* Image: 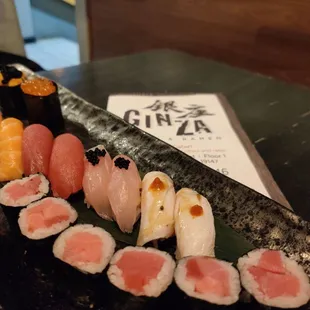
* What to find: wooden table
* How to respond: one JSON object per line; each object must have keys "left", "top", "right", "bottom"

{"left": 40, "top": 50, "right": 310, "bottom": 221}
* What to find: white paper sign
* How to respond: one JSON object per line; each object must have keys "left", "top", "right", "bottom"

{"left": 107, "top": 94, "right": 270, "bottom": 197}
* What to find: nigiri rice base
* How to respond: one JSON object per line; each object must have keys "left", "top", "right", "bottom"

{"left": 174, "top": 256, "right": 241, "bottom": 305}
{"left": 237, "top": 249, "right": 310, "bottom": 308}
{"left": 108, "top": 246, "right": 176, "bottom": 297}
{"left": 53, "top": 224, "right": 116, "bottom": 274}
{"left": 0, "top": 174, "right": 49, "bottom": 207}
{"left": 18, "top": 197, "right": 78, "bottom": 240}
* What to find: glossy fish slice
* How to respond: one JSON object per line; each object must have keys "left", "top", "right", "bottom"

{"left": 22, "top": 124, "right": 54, "bottom": 176}
{"left": 174, "top": 188, "right": 216, "bottom": 259}
{"left": 107, "top": 155, "right": 141, "bottom": 233}
{"left": 137, "top": 171, "right": 175, "bottom": 246}
{"left": 0, "top": 117, "right": 24, "bottom": 182}
{"left": 48, "top": 133, "right": 84, "bottom": 199}
{"left": 83, "top": 145, "right": 114, "bottom": 220}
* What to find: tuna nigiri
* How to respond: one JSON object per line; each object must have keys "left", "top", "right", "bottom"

{"left": 0, "top": 117, "right": 24, "bottom": 181}
{"left": 83, "top": 145, "right": 114, "bottom": 220}
{"left": 174, "top": 188, "right": 216, "bottom": 259}
{"left": 137, "top": 171, "right": 175, "bottom": 246}
{"left": 22, "top": 124, "right": 54, "bottom": 176}
{"left": 108, "top": 155, "right": 141, "bottom": 233}
{"left": 48, "top": 133, "right": 84, "bottom": 199}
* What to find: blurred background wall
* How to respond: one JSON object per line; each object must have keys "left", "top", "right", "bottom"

{"left": 81, "top": 0, "right": 310, "bottom": 86}
{"left": 0, "top": 0, "right": 25, "bottom": 55}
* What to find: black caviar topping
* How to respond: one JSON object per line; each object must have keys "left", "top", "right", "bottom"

{"left": 85, "top": 147, "right": 106, "bottom": 166}
{"left": 114, "top": 157, "right": 130, "bottom": 170}
{"left": 0, "top": 65, "right": 22, "bottom": 85}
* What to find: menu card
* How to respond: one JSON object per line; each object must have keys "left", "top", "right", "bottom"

{"left": 107, "top": 94, "right": 286, "bottom": 203}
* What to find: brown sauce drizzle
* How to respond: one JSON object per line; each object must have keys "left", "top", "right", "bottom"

{"left": 149, "top": 177, "right": 166, "bottom": 191}
{"left": 190, "top": 205, "right": 203, "bottom": 217}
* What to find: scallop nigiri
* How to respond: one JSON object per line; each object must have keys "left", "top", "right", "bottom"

{"left": 174, "top": 188, "right": 215, "bottom": 259}
{"left": 107, "top": 155, "right": 141, "bottom": 233}
{"left": 83, "top": 145, "right": 114, "bottom": 220}
{"left": 0, "top": 117, "right": 24, "bottom": 181}
{"left": 137, "top": 171, "right": 175, "bottom": 246}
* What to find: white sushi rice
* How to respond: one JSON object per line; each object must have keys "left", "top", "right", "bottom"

{"left": 174, "top": 256, "right": 241, "bottom": 305}
{"left": 0, "top": 174, "right": 49, "bottom": 207}
{"left": 237, "top": 248, "right": 310, "bottom": 308}
{"left": 107, "top": 246, "right": 176, "bottom": 297}
{"left": 18, "top": 197, "right": 78, "bottom": 240}
{"left": 53, "top": 224, "right": 116, "bottom": 274}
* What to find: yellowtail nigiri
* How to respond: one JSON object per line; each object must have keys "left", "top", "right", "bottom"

{"left": 83, "top": 145, "right": 114, "bottom": 220}
{"left": 108, "top": 155, "right": 141, "bottom": 233}
{"left": 137, "top": 171, "right": 175, "bottom": 246}
{"left": 174, "top": 188, "right": 215, "bottom": 259}
{"left": 0, "top": 117, "right": 24, "bottom": 181}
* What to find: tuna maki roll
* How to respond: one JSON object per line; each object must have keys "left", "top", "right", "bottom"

{"left": 53, "top": 224, "right": 116, "bottom": 274}
{"left": 237, "top": 249, "right": 310, "bottom": 308}
{"left": 0, "top": 174, "right": 49, "bottom": 207}
{"left": 21, "top": 77, "right": 65, "bottom": 136}
{"left": 0, "top": 65, "right": 27, "bottom": 119}
{"left": 107, "top": 246, "right": 176, "bottom": 297}
{"left": 174, "top": 256, "right": 241, "bottom": 305}
{"left": 18, "top": 197, "right": 78, "bottom": 240}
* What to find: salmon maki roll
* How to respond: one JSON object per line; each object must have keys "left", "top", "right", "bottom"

{"left": 175, "top": 256, "right": 241, "bottom": 305}
{"left": 237, "top": 249, "right": 310, "bottom": 308}
{"left": 22, "top": 124, "right": 54, "bottom": 176}
{"left": 137, "top": 171, "right": 175, "bottom": 246}
{"left": 83, "top": 145, "right": 114, "bottom": 220}
{"left": 48, "top": 134, "right": 85, "bottom": 199}
{"left": 18, "top": 197, "right": 77, "bottom": 240}
{"left": 53, "top": 224, "right": 116, "bottom": 274}
{"left": 174, "top": 188, "right": 215, "bottom": 259}
{"left": 108, "top": 246, "right": 175, "bottom": 297}
{"left": 108, "top": 155, "right": 141, "bottom": 233}
{"left": 0, "top": 117, "right": 24, "bottom": 182}
{"left": 0, "top": 174, "right": 49, "bottom": 207}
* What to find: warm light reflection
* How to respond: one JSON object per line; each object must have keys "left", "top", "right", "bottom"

{"left": 62, "top": 0, "right": 76, "bottom": 6}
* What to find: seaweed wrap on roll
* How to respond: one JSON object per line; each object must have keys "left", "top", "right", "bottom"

{"left": 21, "top": 77, "right": 65, "bottom": 136}
{"left": 0, "top": 65, "right": 27, "bottom": 119}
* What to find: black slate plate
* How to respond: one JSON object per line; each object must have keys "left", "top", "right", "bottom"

{"left": 0, "top": 66, "right": 309, "bottom": 310}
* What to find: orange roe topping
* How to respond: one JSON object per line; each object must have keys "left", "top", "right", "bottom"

{"left": 21, "top": 78, "right": 56, "bottom": 96}
{"left": 190, "top": 205, "right": 204, "bottom": 217}
{"left": 149, "top": 177, "right": 166, "bottom": 191}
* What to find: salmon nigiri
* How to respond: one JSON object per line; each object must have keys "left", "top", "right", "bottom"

{"left": 108, "top": 155, "right": 141, "bottom": 233}
{"left": 0, "top": 117, "right": 24, "bottom": 181}
{"left": 22, "top": 124, "right": 54, "bottom": 176}
{"left": 48, "top": 134, "right": 84, "bottom": 199}
{"left": 83, "top": 145, "right": 114, "bottom": 220}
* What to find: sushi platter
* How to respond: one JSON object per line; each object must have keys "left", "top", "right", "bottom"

{"left": 0, "top": 64, "right": 309, "bottom": 310}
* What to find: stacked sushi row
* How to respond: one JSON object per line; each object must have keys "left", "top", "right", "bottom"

{"left": 0, "top": 115, "right": 308, "bottom": 308}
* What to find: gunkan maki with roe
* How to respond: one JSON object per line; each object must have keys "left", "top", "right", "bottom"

{"left": 0, "top": 65, "right": 27, "bottom": 119}
{"left": 21, "top": 77, "right": 65, "bottom": 136}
